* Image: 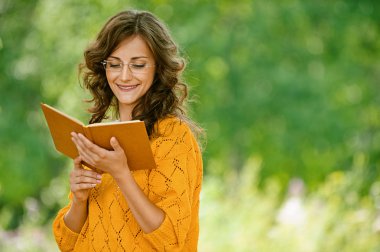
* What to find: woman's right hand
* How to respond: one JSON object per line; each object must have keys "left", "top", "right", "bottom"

{"left": 70, "top": 156, "right": 102, "bottom": 203}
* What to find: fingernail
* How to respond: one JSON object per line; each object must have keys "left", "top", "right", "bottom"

{"left": 97, "top": 175, "right": 102, "bottom": 179}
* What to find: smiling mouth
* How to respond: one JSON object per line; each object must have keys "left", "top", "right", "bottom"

{"left": 117, "top": 84, "right": 139, "bottom": 91}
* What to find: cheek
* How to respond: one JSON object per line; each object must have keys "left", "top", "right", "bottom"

{"left": 105, "top": 72, "right": 113, "bottom": 84}
{"left": 147, "top": 70, "right": 156, "bottom": 86}
{"left": 145, "top": 76, "right": 155, "bottom": 90}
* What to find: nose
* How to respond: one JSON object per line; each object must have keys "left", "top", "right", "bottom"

{"left": 119, "top": 64, "right": 133, "bottom": 81}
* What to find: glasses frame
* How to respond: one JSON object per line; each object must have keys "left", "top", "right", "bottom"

{"left": 100, "top": 59, "right": 155, "bottom": 75}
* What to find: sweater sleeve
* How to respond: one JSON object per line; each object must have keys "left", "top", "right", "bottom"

{"left": 142, "top": 119, "right": 201, "bottom": 250}
{"left": 52, "top": 196, "right": 80, "bottom": 252}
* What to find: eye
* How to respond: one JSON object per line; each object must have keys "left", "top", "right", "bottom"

{"left": 108, "top": 62, "right": 122, "bottom": 69}
{"left": 130, "top": 63, "right": 146, "bottom": 69}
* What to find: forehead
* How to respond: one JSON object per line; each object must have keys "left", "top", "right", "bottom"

{"left": 110, "top": 35, "right": 154, "bottom": 60}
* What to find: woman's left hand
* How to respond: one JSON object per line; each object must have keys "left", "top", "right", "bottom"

{"left": 71, "top": 132, "right": 130, "bottom": 179}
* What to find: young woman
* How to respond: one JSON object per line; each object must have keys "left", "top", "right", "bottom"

{"left": 53, "top": 10, "right": 203, "bottom": 251}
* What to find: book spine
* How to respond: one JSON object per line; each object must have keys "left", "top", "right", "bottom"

{"left": 83, "top": 127, "right": 93, "bottom": 142}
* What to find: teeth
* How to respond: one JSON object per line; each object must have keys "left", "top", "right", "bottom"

{"left": 118, "top": 85, "right": 137, "bottom": 90}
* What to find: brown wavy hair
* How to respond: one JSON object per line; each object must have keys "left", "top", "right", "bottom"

{"left": 79, "top": 10, "right": 203, "bottom": 140}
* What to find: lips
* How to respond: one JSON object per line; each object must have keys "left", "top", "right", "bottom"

{"left": 117, "top": 84, "right": 139, "bottom": 91}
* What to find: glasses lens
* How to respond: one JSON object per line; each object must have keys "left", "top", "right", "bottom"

{"left": 130, "top": 63, "right": 149, "bottom": 74}
{"left": 103, "top": 60, "right": 152, "bottom": 74}
{"left": 105, "top": 60, "right": 122, "bottom": 71}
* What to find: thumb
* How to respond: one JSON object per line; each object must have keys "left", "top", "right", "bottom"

{"left": 110, "top": 137, "right": 123, "bottom": 152}
{"left": 73, "top": 156, "right": 83, "bottom": 169}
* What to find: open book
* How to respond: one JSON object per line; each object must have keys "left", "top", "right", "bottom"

{"left": 40, "top": 103, "right": 156, "bottom": 172}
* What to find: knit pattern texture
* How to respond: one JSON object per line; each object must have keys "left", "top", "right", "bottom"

{"left": 53, "top": 117, "right": 203, "bottom": 251}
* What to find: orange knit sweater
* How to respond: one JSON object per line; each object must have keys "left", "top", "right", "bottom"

{"left": 53, "top": 117, "right": 203, "bottom": 251}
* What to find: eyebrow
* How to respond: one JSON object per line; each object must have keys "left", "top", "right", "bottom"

{"left": 108, "top": 56, "right": 149, "bottom": 60}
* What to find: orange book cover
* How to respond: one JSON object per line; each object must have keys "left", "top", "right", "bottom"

{"left": 40, "top": 103, "right": 156, "bottom": 171}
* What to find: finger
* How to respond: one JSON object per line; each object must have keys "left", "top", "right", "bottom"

{"left": 71, "top": 133, "right": 91, "bottom": 154}
{"left": 71, "top": 135, "right": 87, "bottom": 159}
{"left": 71, "top": 132, "right": 82, "bottom": 151}
{"left": 73, "top": 156, "right": 83, "bottom": 169}
{"left": 72, "top": 183, "right": 97, "bottom": 191}
{"left": 110, "top": 137, "right": 123, "bottom": 152}
{"left": 78, "top": 133, "right": 104, "bottom": 154}
{"left": 71, "top": 134, "right": 87, "bottom": 153}
{"left": 72, "top": 136, "right": 96, "bottom": 165}
{"left": 73, "top": 175, "right": 101, "bottom": 185}
{"left": 76, "top": 168, "right": 102, "bottom": 179}
{"left": 70, "top": 170, "right": 101, "bottom": 187}
{"left": 74, "top": 134, "right": 105, "bottom": 166}
{"left": 70, "top": 162, "right": 102, "bottom": 179}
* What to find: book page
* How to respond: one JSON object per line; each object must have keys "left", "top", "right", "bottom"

{"left": 87, "top": 120, "right": 141, "bottom": 127}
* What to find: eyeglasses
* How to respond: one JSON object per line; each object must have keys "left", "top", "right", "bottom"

{"left": 101, "top": 58, "right": 154, "bottom": 74}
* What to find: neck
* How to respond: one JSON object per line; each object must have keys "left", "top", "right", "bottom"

{"left": 118, "top": 103, "right": 133, "bottom": 121}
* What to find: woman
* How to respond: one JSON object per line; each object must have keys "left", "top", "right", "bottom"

{"left": 53, "top": 10, "right": 203, "bottom": 251}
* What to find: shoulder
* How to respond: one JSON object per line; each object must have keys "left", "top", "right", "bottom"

{"left": 150, "top": 117, "right": 203, "bottom": 181}
{"left": 154, "top": 116, "right": 192, "bottom": 138}
{"left": 150, "top": 116, "right": 199, "bottom": 152}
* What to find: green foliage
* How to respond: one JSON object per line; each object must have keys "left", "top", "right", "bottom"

{"left": 1, "top": 157, "right": 379, "bottom": 251}
{"left": 0, "top": 0, "right": 63, "bottom": 228}
{"left": 183, "top": 1, "right": 380, "bottom": 190}
{"left": 199, "top": 158, "right": 380, "bottom": 252}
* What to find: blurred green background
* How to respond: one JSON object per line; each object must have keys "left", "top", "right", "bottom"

{"left": 1, "top": 0, "right": 380, "bottom": 251}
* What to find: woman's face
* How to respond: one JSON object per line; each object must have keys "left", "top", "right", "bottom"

{"left": 105, "top": 35, "right": 156, "bottom": 117}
